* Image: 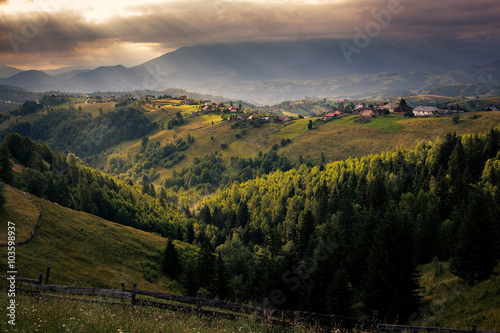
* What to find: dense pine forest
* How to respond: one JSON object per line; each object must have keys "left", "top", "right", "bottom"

{"left": 1, "top": 126, "right": 500, "bottom": 321}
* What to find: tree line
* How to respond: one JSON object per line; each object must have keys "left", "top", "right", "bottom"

{"left": 0, "top": 106, "right": 156, "bottom": 157}
{"left": 0, "top": 133, "right": 185, "bottom": 238}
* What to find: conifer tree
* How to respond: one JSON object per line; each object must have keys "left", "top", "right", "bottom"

{"left": 197, "top": 237, "right": 215, "bottom": 287}
{"left": 236, "top": 201, "right": 250, "bottom": 228}
{"left": 183, "top": 261, "right": 199, "bottom": 296}
{"left": 297, "top": 209, "right": 315, "bottom": 255}
{"left": 0, "top": 183, "right": 6, "bottom": 209}
{"left": 450, "top": 188, "right": 498, "bottom": 283}
{"left": 0, "top": 142, "right": 13, "bottom": 184}
{"left": 211, "top": 251, "right": 230, "bottom": 299}
{"left": 362, "top": 204, "right": 420, "bottom": 319}
{"left": 163, "top": 239, "right": 182, "bottom": 279}
{"left": 326, "top": 269, "right": 351, "bottom": 315}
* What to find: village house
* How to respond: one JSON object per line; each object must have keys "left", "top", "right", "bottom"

{"left": 355, "top": 104, "right": 365, "bottom": 111}
{"left": 229, "top": 106, "right": 238, "bottom": 113}
{"left": 383, "top": 100, "right": 400, "bottom": 113}
{"left": 278, "top": 116, "right": 291, "bottom": 122}
{"left": 322, "top": 111, "right": 343, "bottom": 121}
{"left": 360, "top": 110, "right": 375, "bottom": 119}
{"left": 413, "top": 106, "right": 439, "bottom": 117}
{"left": 248, "top": 114, "right": 259, "bottom": 120}
{"left": 485, "top": 106, "right": 499, "bottom": 111}
{"left": 237, "top": 113, "right": 248, "bottom": 120}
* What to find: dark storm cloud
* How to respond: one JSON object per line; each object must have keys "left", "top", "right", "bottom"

{"left": 0, "top": 0, "right": 498, "bottom": 61}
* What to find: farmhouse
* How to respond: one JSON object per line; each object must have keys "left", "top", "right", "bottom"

{"left": 383, "top": 100, "right": 399, "bottom": 113}
{"left": 237, "top": 113, "right": 248, "bottom": 120}
{"left": 322, "top": 111, "right": 343, "bottom": 121}
{"left": 229, "top": 106, "right": 237, "bottom": 113}
{"left": 413, "top": 106, "right": 439, "bottom": 117}
{"left": 485, "top": 106, "right": 499, "bottom": 111}
{"left": 278, "top": 116, "right": 291, "bottom": 122}
{"left": 360, "top": 110, "right": 375, "bottom": 119}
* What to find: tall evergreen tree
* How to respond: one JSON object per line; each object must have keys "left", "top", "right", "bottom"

{"left": 183, "top": 261, "right": 199, "bottom": 296}
{"left": 0, "top": 183, "right": 6, "bottom": 209}
{"left": 236, "top": 201, "right": 250, "bottom": 228}
{"left": 197, "top": 237, "right": 215, "bottom": 288}
{"left": 211, "top": 251, "right": 230, "bottom": 299}
{"left": 0, "top": 142, "right": 13, "bottom": 184}
{"left": 362, "top": 204, "right": 420, "bottom": 320}
{"left": 163, "top": 239, "right": 182, "bottom": 279}
{"left": 326, "top": 269, "right": 351, "bottom": 316}
{"left": 450, "top": 188, "right": 498, "bottom": 284}
{"left": 297, "top": 209, "right": 315, "bottom": 255}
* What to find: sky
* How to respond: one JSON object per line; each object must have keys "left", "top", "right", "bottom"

{"left": 0, "top": 0, "right": 499, "bottom": 70}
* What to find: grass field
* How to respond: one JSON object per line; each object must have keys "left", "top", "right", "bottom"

{"left": 415, "top": 261, "right": 500, "bottom": 330}
{"left": 279, "top": 112, "right": 500, "bottom": 163}
{"left": 0, "top": 293, "right": 318, "bottom": 333}
{"left": 0, "top": 184, "right": 40, "bottom": 244}
{"left": 0, "top": 193, "right": 174, "bottom": 292}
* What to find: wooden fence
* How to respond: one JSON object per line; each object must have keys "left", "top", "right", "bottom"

{"left": 0, "top": 274, "right": 496, "bottom": 332}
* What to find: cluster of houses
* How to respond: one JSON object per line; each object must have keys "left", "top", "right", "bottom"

{"left": 352, "top": 101, "right": 468, "bottom": 119}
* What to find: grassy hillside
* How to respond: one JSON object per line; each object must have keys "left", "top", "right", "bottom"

{"left": 279, "top": 111, "right": 500, "bottom": 163}
{"left": 0, "top": 189, "right": 175, "bottom": 292}
{"left": 0, "top": 184, "right": 40, "bottom": 243}
{"left": 91, "top": 108, "right": 500, "bottom": 184}
{"left": 415, "top": 261, "right": 500, "bottom": 330}
{"left": 5, "top": 94, "right": 500, "bottom": 186}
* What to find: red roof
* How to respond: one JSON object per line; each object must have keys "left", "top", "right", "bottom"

{"left": 325, "top": 112, "right": 336, "bottom": 117}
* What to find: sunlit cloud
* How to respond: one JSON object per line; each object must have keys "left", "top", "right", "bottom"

{"left": 0, "top": 0, "right": 499, "bottom": 69}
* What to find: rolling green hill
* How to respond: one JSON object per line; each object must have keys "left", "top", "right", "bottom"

{"left": 4, "top": 94, "right": 500, "bottom": 189}
{"left": 91, "top": 105, "right": 500, "bottom": 185}
{"left": 0, "top": 183, "right": 176, "bottom": 292}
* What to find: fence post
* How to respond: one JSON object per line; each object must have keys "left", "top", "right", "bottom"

{"left": 263, "top": 297, "right": 269, "bottom": 309}
{"left": 37, "top": 274, "right": 43, "bottom": 284}
{"left": 45, "top": 267, "right": 51, "bottom": 284}
{"left": 121, "top": 282, "right": 126, "bottom": 303}
{"left": 131, "top": 283, "right": 137, "bottom": 306}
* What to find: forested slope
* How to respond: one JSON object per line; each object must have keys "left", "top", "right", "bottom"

{"left": 1, "top": 128, "right": 499, "bottom": 323}
{"left": 188, "top": 128, "right": 500, "bottom": 320}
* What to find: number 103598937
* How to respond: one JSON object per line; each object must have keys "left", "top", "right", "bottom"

{"left": 7, "top": 221, "right": 16, "bottom": 270}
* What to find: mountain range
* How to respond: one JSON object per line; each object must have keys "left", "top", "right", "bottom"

{"left": 1, "top": 38, "right": 500, "bottom": 104}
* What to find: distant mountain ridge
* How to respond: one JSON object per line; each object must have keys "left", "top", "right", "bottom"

{"left": 0, "top": 65, "right": 23, "bottom": 79}
{"left": 1, "top": 38, "right": 499, "bottom": 104}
